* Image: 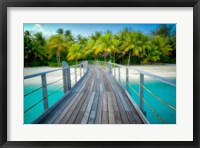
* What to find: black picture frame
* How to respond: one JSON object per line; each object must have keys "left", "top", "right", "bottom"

{"left": 0, "top": 0, "right": 199, "bottom": 147}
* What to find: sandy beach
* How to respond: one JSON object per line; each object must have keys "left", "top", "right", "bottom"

{"left": 24, "top": 64, "right": 176, "bottom": 85}
{"left": 24, "top": 67, "right": 84, "bottom": 85}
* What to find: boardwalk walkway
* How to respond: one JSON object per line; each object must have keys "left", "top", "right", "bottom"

{"left": 37, "top": 65, "right": 146, "bottom": 124}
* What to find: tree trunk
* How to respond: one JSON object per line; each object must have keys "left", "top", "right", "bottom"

{"left": 127, "top": 51, "right": 131, "bottom": 65}
{"left": 104, "top": 52, "right": 106, "bottom": 61}
{"left": 113, "top": 52, "right": 116, "bottom": 63}
{"left": 57, "top": 54, "right": 60, "bottom": 67}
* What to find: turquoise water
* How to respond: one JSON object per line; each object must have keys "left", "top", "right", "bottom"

{"left": 24, "top": 83, "right": 64, "bottom": 124}
{"left": 24, "top": 78, "right": 176, "bottom": 124}
{"left": 121, "top": 79, "right": 176, "bottom": 124}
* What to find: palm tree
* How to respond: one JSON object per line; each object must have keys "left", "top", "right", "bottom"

{"left": 34, "top": 32, "right": 46, "bottom": 46}
{"left": 121, "top": 32, "right": 145, "bottom": 65}
{"left": 56, "top": 28, "right": 64, "bottom": 35}
{"left": 140, "top": 40, "right": 160, "bottom": 64}
{"left": 46, "top": 34, "right": 68, "bottom": 67}
{"left": 140, "top": 35, "right": 173, "bottom": 64}
{"left": 67, "top": 35, "right": 88, "bottom": 63}
{"left": 84, "top": 31, "right": 102, "bottom": 60}
{"left": 67, "top": 44, "right": 82, "bottom": 64}
{"left": 91, "top": 31, "right": 101, "bottom": 41}
{"left": 94, "top": 31, "right": 113, "bottom": 61}
{"left": 24, "top": 30, "right": 33, "bottom": 66}
{"left": 118, "top": 28, "right": 130, "bottom": 64}
{"left": 84, "top": 39, "right": 97, "bottom": 60}
{"left": 64, "top": 30, "right": 74, "bottom": 42}
{"left": 151, "top": 35, "right": 173, "bottom": 57}
{"left": 110, "top": 35, "right": 120, "bottom": 63}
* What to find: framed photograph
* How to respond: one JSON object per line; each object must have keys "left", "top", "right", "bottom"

{"left": 0, "top": 0, "right": 199, "bottom": 147}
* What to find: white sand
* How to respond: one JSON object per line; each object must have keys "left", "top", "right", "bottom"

{"left": 24, "top": 64, "right": 176, "bottom": 85}
{"left": 130, "top": 64, "right": 176, "bottom": 78}
{"left": 24, "top": 67, "right": 84, "bottom": 85}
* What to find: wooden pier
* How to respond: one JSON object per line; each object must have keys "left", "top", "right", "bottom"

{"left": 25, "top": 61, "right": 176, "bottom": 124}
{"left": 35, "top": 65, "right": 147, "bottom": 124}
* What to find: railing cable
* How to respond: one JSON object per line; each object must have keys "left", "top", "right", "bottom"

{"left": 127, "top": 82, "right": 167, "bottom": 124}
{"left": 24, "top": 86, "right": 42, "bottom": 97}
{"left": 24, "top": 97, "right": 45, "bottom": 113}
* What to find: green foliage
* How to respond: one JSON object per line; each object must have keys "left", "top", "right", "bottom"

{"left": 24, "top": 24, "right": 176, "bottom": 67}
{"left": 24, "top": 31, "right": 48, "bottom": 67}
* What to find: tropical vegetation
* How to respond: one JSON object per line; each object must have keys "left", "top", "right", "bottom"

{"left": 24, "top": 24, "right": 176, "bottom": 67}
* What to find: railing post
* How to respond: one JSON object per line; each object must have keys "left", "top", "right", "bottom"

{"left": 118, "top": 66, "right": 121, "bottom": 83}
{"left": 75, "top": 66, "right": 77, "bottom": 83}
{"left": 139, "top": 73, "right": 144, "bottom": 113}
{"left": 41, "top": 74, "right": 48, "bottom": 111}
{"left": 85, "top": 61, "right": 87, "bottom": 74}
{"left": 62, "top": 61, "right": 71, "bottom": 93}
{"left": 85, "top": 61, "right": 88, "bottom": 72}
{"left": 80, "top": 63, "right": 82, "bottom": 78}
{"left": 109, "top": 60, "right": 112, "bottom": 74}
{"left": 82, "top": 62, "right": 84, "bottom": 74}
{"left": 67, "top": 67, "right": 71, "bottom": 90}
{"left": 126, "top": 68, "right": 129, "bottom": 91}
{"left": 84, "top": 62, "right": 86, "bottom": 74}
{"left": 86, "top": 61, "right": 88, "bottom": 72}
{"left": 114, "top": 66, "right": 116, "bottom": 78}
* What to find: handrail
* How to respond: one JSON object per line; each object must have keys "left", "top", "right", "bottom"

{"left": 24, "top": 61, "right": 89, "bottom": 117}
{"left": 111, "top": 62, "right": 176, "bottom": 87}
{"left": 95, "top": 60, "right": 176, "bottom": 124}
{"left": 24, "top": 64, "right": 83, "bottom": 79}
{"left": 24, "top": 68, "right": 66, "bottom": 79}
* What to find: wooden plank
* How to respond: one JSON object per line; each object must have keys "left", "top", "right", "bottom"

{"left": 111, "top": 77, "right": 137, "bottom": 123}
{"left": 40, "top": 68, "right": 92, "bottom": 124}
{"left": 101, "top": 69, "right": 129, "bottom": 124}
{"left": 102, "top": 92, "right": 108, "bottom": 124}
{"left": 117, "top": 90, "right": 130, "bottom": 111}
{"left": 124, "top": 89, "right": 149, "bottom": 124}
{"left": 38, "top": 64, "right": 145, "bottom": 125}
{"left": 95, "top": 70, "right": 104, "bottom": 124}
{"left": 88, "top": 73, "right": 100, "bottom": 124}
{"left": 107, "top": 92, "right": 115, "bottom": 124}
{"left": 110, "top": 92, "right": 122, "bottom": 124}
{"left": 52, "top": 70, "right": 93, "bottom": 124}
{"left": 99, "top": 67, "right": 129, "bottom": 124}
{"left": 126, "top": 111, "right": 137, "bottom": 124}
{"left": 95, "top": 92, "right": 103, "bottom": 124}
{"left": 73, "top": 90, "right": 90, "bottom": 124}
{"left": 76, "top": 70, "right": 97, "bottom": 123}
{"left": 66, "top": 92, "right": 87, "bottom": 124}
{"left": 53, "top": 89, "right": 84, "bottom": 124}
{"left": 81, "top": 92, "right": 96, "bottom": 124}
{"left": 114, "top": 79, "right": 143, "bottom": 124}
{"left": 74, "top": 73, "right": 96, "bottom": 124}
{"left": 124, "top": 95, "right": 143, "bottom": 124}
{"left": 60, "top": 92, "right": 85, "bottom": 124}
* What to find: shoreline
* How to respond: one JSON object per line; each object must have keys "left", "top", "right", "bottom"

{"left": 24, "top": 64, "right": 176, "bottom": 85}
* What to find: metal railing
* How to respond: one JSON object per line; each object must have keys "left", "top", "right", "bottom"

{"left": 95, "top": 60, "right": 176, "bottom": 124}
{"left": 24, "top": 61, "right": 88, "bottom": 114}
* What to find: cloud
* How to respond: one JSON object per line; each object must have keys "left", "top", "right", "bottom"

{"left": 34, "top": 24, "right": 45, "bottom": 32}
{"left": 31, "top": 24, "right": 55, "bottom": 38}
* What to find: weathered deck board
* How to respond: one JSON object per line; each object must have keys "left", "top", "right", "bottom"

{"left": 37, "top": 65, "right": 146, "bottom": 124}
{"left": 74, "top": 69, "right": 96, "bottom": 124}
{"left": 107, "top": 92, "right": 115, "bottom": 124}
{"left": 38, "top": 68, "right": 92, "bottom": 124}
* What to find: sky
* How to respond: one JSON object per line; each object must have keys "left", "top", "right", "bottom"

{"left": 24, "top": 24, "right": 176, "bottom": 38}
